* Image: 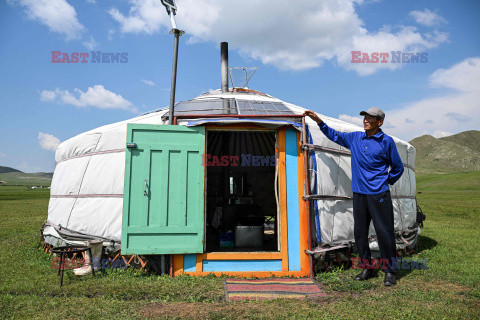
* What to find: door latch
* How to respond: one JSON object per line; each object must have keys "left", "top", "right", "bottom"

{"left": 127, "top": 143, "right": 137, "bottom": 148}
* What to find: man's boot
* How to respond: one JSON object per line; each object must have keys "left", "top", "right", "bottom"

{"left": 354, "top": 268, "right": 373, "bottom": 281}
{"left": 384, "top": 272, "right": 397, "bottom": 286}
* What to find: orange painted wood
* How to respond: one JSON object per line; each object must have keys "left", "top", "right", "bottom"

{"left": 198, "top": 252, "right": 282, "bottom": 260}
{"left": 196, "top": 253, "right": 203, "bottom": 273}
{"left": 173, "top": 254, "right": 184, "bottom": 276}
{"left": 184, "top": 270, "right": 309, "bottom": 278}
{"left": 301, "top": 117, "right": 314, "bottom": 277}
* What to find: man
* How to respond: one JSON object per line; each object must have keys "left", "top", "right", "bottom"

{"left": 304, "top": 107, "right": 404, "bottom": 286}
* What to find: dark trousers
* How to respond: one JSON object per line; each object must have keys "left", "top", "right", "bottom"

{"left": 353, "top": 190, "right": 398, "bottom": 273}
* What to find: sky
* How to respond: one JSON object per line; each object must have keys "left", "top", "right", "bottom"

{"left": 0, "top": 0, "right": 479, "bottom": 173}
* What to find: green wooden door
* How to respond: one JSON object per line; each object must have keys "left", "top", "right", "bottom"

{"left": 122, "top": 124, "right": 205, "bottom": 255}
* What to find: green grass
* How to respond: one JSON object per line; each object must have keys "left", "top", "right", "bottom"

{"left": 413, "top": 172, "right": 480, "bottom": 288}
{"left": 0, "top": 186, "right": 51, "bottom": 200}
{"left": 1, "top": 172, "right": 480, "bottom": 319}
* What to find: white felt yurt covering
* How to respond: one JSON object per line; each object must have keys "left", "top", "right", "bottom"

{"left": 44, "top": 90, "right": 418, "bottom": 253}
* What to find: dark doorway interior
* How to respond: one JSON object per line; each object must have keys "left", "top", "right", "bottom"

{"left": 205, "top": 130, "right": 278, "bottom": 252}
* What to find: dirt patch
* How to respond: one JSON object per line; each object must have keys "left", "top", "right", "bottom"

{"left": 425, "top": 280, "right": 471, "bottom": 293}
{"left": 390, "top": 277, "right": 472, "bottom": 294}
{"left": 307, "top": 291, "right": 358, "bottom": 305}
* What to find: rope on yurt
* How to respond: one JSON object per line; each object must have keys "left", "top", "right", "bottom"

{"left": 64, "top": 134, "right": 102, "bottom": 228}
{"left": 274, "top": 132, "right": 281, "bottom": 250}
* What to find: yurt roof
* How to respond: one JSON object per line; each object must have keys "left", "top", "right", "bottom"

{"left": 55, "top": 89, "right": 414, "bottom": 164}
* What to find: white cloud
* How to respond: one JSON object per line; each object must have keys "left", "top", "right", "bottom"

{"left": 108, "top": 29, "right": 115, "bottom": 40}
{"left": 0, "top": 151, "right": 5, "bottom": 159}
{"left": 38, "top": 132, "right": 61, "bottom": 151}
{"left": 40, "top": 90, "right": 57, "bottom": 102}
{"left": 338, "top": 57, "right": 480, "bottom": 141}
{"left": 108, "top": 0, "right": 174, "bottom": 34}
{"left": 429, "top": 58, "right": 479, "bottom": 93}
{"left": 140, "top": 79, "right": 155, "bottom": 86}
{"left": 109, "top": 0, "right": 448, "bottom": 75}
{"left": 432, "top": 130, "right": 453, "bottom": 138}
{"left": 40, "top": 85, "right": 137, "bottom": 113}
{"left": 409, "top": 9, "right": 446, "bottom": 27}
{"left": 86, "top": 0, "right": 96, "bottom": 4}
{"left": 82, "top": 36, "right": 98, "bottom": 50}
{"left": 339, "top": 114, "right": 363, "bottom": 127}
{"left": 8, "top": 0, "right": 85, "bottom": 40}
{"left": 338, "top": 27, "right": 448, "bottom": 75}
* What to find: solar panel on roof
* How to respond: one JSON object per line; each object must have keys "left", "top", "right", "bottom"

{"left": 161, "top": 98, "right": 237, "bottom": 120}
{"left": 236, "top": 100, "right": 294, "bottom": 115}
{"left": 161, "top": 98, "right": 295, "bottom": 120}
{"left": 175, "top": 99, "right": 237, "bottom": 115}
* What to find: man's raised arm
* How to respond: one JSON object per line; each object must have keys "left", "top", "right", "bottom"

{"left": 304, "top": 111, "right": 353, "bottom": 149}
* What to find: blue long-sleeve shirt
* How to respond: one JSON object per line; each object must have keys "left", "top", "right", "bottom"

{"left": 318, "top": 121, "right": 404, "bottom": 195}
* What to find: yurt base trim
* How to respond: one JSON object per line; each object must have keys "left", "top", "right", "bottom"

{"left": 41, "top": 242, "right": 151, "bottom": 272}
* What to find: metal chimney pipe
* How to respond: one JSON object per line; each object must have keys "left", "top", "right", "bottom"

{"left": 220, "top": 42, "right": 231, "bottom": 114}
{"left": 221, "top": 42, "right": 229, "bottom": 93}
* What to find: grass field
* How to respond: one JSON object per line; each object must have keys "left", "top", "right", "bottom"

{"left": 1, "top": 172, "right": 479, "bottom": 319}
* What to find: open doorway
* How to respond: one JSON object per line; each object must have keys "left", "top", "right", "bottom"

{"left": 205, "top": 130, "right": 279, "bottom": 252}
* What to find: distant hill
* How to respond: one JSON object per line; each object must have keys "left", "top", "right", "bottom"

{"left": 0, "top": 166, "right": 22, "bottom": 174}
{"left": 0, "top": 166, "right": 53, "bottom": 186}
{"left": 409, "top": 130, "right": 480, "bottom": 174}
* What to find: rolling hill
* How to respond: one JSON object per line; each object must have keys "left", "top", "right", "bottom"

{"left": 409, "top": 130, "right": 480, "bottom": 174}
{"left": 0, "top": 166, "right": 53, "bottom": 186}
{"left": 0, "top": 166, "right": 21, "bottom": 174}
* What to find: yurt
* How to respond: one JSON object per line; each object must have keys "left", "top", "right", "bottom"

{"left": 43, "top": 45, "right": 419, "bottom": 278}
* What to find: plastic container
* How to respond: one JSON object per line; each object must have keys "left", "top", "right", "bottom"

{"left": 235, "top": 226, "right": 264, "bottom": 247}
